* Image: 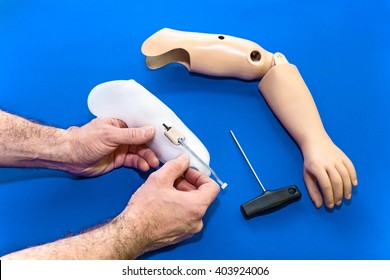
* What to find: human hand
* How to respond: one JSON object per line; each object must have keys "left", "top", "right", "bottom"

{"left": 65, "top": 118, "right": 159, "bottom": 177}
{"left": 302, "top": 136, "right": 358, "bottom": 209}
{"left": 113, "top": 153, "right": 220, "bottom": 258}
{"left": 0, "top": 154, "right": 219, "bottom": 260}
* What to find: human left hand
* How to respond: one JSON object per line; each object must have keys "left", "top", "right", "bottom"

{"left": 64, "top": 118, "right": 159, "bottom": 177}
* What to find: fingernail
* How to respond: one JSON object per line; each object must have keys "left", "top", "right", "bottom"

{"left": 336, "top": 200, "right": 342, "bottom": 206}
{"left": 326, "top": 203, "right": 334, "bottom": 209}
{"left": 142, "top": 126, "right": 154, "bottom": 138}
{"left": 177, "top": 153, "right": 189, "bottom": 161}
{"left": 353, "top": 179, "right": 358, "bottom": 186}
{"left": 346, "top": 193, "right": 352, "bottom": 200}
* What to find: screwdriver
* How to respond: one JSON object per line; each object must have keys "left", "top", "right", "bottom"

{"left": 230, "top": 130, "right": 301, "bottom": 219}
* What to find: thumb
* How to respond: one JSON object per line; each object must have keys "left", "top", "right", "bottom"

{"left": 112, "top": 125, "right": 155, "bottom": 145}
{"left": 155, "top": 153, "right": 190, "bottom": 186}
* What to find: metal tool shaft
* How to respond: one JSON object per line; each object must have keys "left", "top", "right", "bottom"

{"left": 230, "top": 130, "right": 267, "bottom": 192}
{"left": 178, "top": 139, "right": 227, "bottom": 189}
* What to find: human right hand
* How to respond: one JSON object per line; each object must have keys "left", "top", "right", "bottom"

{"left": 113, "top": 153, "right": 220, "bottom": 258}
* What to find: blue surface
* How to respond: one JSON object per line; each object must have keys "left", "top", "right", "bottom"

{"left": 1, "top": 0, "right": 389, "bottom": 259}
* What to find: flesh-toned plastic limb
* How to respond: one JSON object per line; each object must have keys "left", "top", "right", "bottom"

{"left": 142, "top": 28, "right": 274, "bottom": 80}
{"left": 258, "top": 64, "right": 358, "bottom": 208}
{"left": 87, "top": 79, "right": 211, "bottom": 176}
{"left": 258, "top": 64, "right": 326, "bottom": 145}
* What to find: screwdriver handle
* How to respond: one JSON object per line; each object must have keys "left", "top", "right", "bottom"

{"left": 241, "top": 185, "right": 301, "bottom": 219}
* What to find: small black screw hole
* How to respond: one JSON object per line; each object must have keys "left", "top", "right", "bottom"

{"left": 218, "top": 35, "right": 225, "bottom": 40}
{"left": 288, "top": 188, "right": 297, "bottom": 195}
{"left": 250, "top": 50, "right": 261, "bottom": 62}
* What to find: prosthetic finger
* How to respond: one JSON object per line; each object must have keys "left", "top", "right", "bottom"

{"left": 327, "top": 167, "right": 344, "bottom": 206}
{"left": 317, "top": 172, "right": 335, "bottom": 208}
{"left": 343, "top": 158, "right": 358, "bottom": 187}
{"left": 335, "top": 163, "right": 353, "bottom": 200}
{"left": 142, "top": 28, "right": 274, "bottom": 80}
{"left": 303, "top": 171, "right": 323, "bottom": 208}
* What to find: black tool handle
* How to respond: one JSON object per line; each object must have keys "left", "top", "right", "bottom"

{"left": 241, "top": 185, "right": 301, "bottom": 219}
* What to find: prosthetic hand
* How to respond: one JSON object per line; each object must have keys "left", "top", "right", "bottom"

{"left": 88, "top": 80, "right": 227, "bottom": 188}
{"left": 142, "top": 28, "right": 358, "bottom": 208}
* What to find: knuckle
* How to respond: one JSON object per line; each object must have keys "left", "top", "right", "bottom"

{"left": 193, "top": 221, "right": 204, "bottom": 234}
{"left": 304, "top": 160, "right": 320, "bottom": 173}
{"left": 97, "top": 125, "right": 112, "bottom": 141}
{"left": 190, "top": 204, "right": 207, "bottom": 220}
{"left": 127, "top": 128, "right": 139, "bottom": 143}
{"left": 165, "top": 160, "right": 181, "bottom": 173}
{"left": 320, "top": 184, "right": 332, "bottom": 193}
{"left": 307, "top": 160, "right": 322, "bottom": 172}
{"left": 334, "top": 177, "right": 343, "bottom": 188}
{"left": 148, "top": 171, "right": 165, "bottom": 186}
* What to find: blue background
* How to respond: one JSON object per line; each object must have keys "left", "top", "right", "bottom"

{"left": 0, "top": 0, "right": 389, "bottom": 259}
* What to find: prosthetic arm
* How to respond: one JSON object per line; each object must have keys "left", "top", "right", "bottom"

{"left": 142, "top": 28, "right": 358, "bottom": 208}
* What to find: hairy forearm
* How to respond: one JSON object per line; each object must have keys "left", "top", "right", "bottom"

{"left": 1, "top": 215, "right": 145, "bottom": 260}
{"left": 0, "top": 110, "right": 72, "bottom": 170}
